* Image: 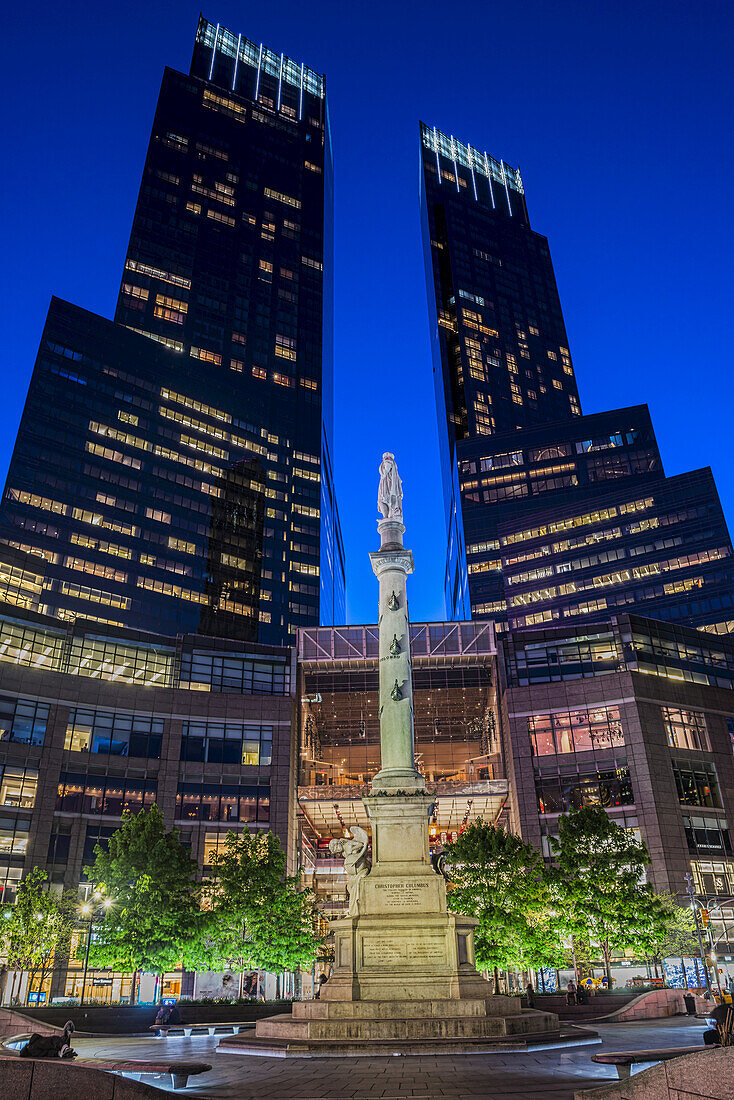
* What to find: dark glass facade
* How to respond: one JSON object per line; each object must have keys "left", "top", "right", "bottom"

{"left": 420, "top": 123, "right": 581, "bottom": 443}
{"left": 420, "top": 123, "right": 580, "bottom": 620}
{"left": 421, "top": 124, "right": 734, "bottom": 633}
{"left": 458, "top": 405, "right": 734, "bottom": 632}
{"left": 0, "top": 17, "right": 345, "bottom": 645}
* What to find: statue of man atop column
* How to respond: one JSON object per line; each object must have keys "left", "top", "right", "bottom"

{"left": 377, "top": 452, "right": 403, "bottom": 519}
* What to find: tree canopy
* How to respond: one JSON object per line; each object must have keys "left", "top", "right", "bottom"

{"left": 444, "top": 821, "right": 564, "bottom": 974}
{"left": 2, "top": 867, "right": 75, "bottom": 1005}
{"left": 550, "top": 806, "right": 670, "bottom": 984}
{"left": 202, "top": 829, "right": 319, "bottom": 974}
{"left": 83, "top": 805, "right": 204, "bottom": 976}
{"left": 642, "top": 891, "right": 700, "bottom": 975}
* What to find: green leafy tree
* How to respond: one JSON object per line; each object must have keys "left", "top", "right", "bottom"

{"left": 643, "top": 892, "right": 700, "bottom": 985}
{"left": 550, "top": 807, "right": 669, "bottom": 987}
{"left": 444, "top": 822, "right": 565, "bottom": 982}
{"left": 202, "top": 829, "right": 319, "bottom": 979}
{"left": 83, "top": 805, "right": 205, "bottom": 998}
{"left": 1, "top": 868, "right": 75, "bottom": 1006}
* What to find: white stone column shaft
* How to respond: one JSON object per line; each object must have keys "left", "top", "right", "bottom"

{"left": 369, "top": 518, "right": 423, "bottom": 791}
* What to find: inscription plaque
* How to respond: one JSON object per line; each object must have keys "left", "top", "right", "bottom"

{"left": 362, "top": 934, "right": 446, "bottom": 968}
{"left": 372, "top": 879, "right": 430, "bottom": 911}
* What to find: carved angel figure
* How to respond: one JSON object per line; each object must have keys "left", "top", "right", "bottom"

{"left": 377, "top": 452, "right": 403, "bottom": 519}
{"left": 329, "top": 825, "right": 370, "bottom": 916}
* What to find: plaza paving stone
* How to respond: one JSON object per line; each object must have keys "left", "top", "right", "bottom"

{"left": 71, "top": 1016, "right": 710, "bottom": 1099}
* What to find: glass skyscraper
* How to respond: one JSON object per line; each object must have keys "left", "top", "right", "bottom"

{"left": 0, "top": 17, "right": 345, "bottom": 645}
{"left": 421, "top": 123, "right": 734, "bottom": 634}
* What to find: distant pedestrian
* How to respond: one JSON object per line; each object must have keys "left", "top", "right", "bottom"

{"left": 566, "top": 980, "right": 576, "bottom": 1006}
{"left": 314, "top": 974, "right": 328, "bottom": 1000}
{"left": 526, "top": 982, "right": 535, "bottom": 1008}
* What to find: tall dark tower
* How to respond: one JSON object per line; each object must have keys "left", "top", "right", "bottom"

{"left": 420, "top": 122, "right": 581, "bottom": 445}
{"left": 0, "top": 17, "right": 345, "bottom": 644}
{"left": 421, "top": 124, "right": 734, "bottom": 634}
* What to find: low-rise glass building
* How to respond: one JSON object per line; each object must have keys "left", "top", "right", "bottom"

{"left": 296, "top": 621, "right": 507, "bottom": 915}
{"left": 0, "top": 601, "right": 295, "bottom": 1003}
{"left": 499, "top": 614, "right": 734, "bottom": 970}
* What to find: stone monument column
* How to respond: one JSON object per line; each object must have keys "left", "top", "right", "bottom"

{"left": 324, "top": 452, "right": 485, "bottom": 1002}
{"left": 230, "top": 451, "right": 560, "bottom": 1051}
{"left": 369, "top": 454, "right": 423, "bottom": 793}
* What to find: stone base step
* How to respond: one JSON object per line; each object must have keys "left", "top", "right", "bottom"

{"left": 294, "top": 996, "right": 520, "bottom": 1020}
{"left": 218, "top": 1025, "right": 599, "bottom": 1059}
{"left": 255, "top": 1009, "right": 558, "bottom": 1043}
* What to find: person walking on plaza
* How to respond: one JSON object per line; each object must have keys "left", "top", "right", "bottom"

{"left": 566, "top": 980, "right": 576, "bottom": 1006}
{"left": 526, "top": 982, "right": 535, "bottom": 1008}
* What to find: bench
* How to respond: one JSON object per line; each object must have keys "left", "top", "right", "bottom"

{"left": 84, "top": 1058, "right": 212, "bottom": 1090}
{"left": 150, "top": 1021, "right": 247, "bottom": 1038}
{"left": 1, "top": 1039, "right": 210, "bottom": 1091}
{"left": 592, "top": 1044, "right": 718, "bottom": 1080}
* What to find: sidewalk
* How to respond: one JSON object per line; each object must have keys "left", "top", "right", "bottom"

{"left": 70, "top": 1016, "right": 709, "bottom": 1099}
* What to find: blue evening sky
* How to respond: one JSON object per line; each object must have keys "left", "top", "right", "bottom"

{"left": 3, "top": 1, "right": 733, "bottom": 626}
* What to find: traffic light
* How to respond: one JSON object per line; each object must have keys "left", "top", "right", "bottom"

{"left": 701, "top": 909, "right": 710, "bottom": 928}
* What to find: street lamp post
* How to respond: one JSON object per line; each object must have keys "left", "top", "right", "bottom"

{"left": 685, "top": 872, "right": 713, "bottom": 997}
{"left": 78, "top": 890, "right": 113, "bottom": 1006}
{"left": 699, "top": 893, "right": 734, "bottom": 998}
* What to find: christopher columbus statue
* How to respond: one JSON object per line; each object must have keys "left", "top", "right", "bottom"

{"left": 377, "top": 452, "right": 403, "bottom": 520}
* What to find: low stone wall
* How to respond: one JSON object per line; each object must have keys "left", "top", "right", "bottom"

{"left": 2, "top": 1000, "right": 292, "bottom": 1036}
{"left": 596, "top": 988, "right": 710, "bottom": 1021}
{"left": 574, "top": 1044, "right": 734, "bottom": 1099}
{"left": 536, "top": 993, "right": 638, "bottom": 1021}
{"left": 0, "top": 1058, "right": 165, "bottom": 1098}
{"left": 0, "top": 1010, "right": 62, "bottom": 1038}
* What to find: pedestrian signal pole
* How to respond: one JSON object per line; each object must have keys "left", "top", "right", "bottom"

{"left": 685, "top": 872, "right": 713, "bottom": 997}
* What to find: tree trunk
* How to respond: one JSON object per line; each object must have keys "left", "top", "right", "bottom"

{"left": 130, "top": 969, "right": 138, "bottom": 1005}
{"left": 655, "top": 957, "right": 666, "bottom": 986}
{"left": 682, "top": 957, "right": 689, "bottom": 989}
{"left": 25, "top": 969, "right": 37, "bottom": 1006}
{"left": 493, "top": 966, "right": 500, "bottom": 995}
{"left": 603, "top": 943, "right": 612, "bottom": 989}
